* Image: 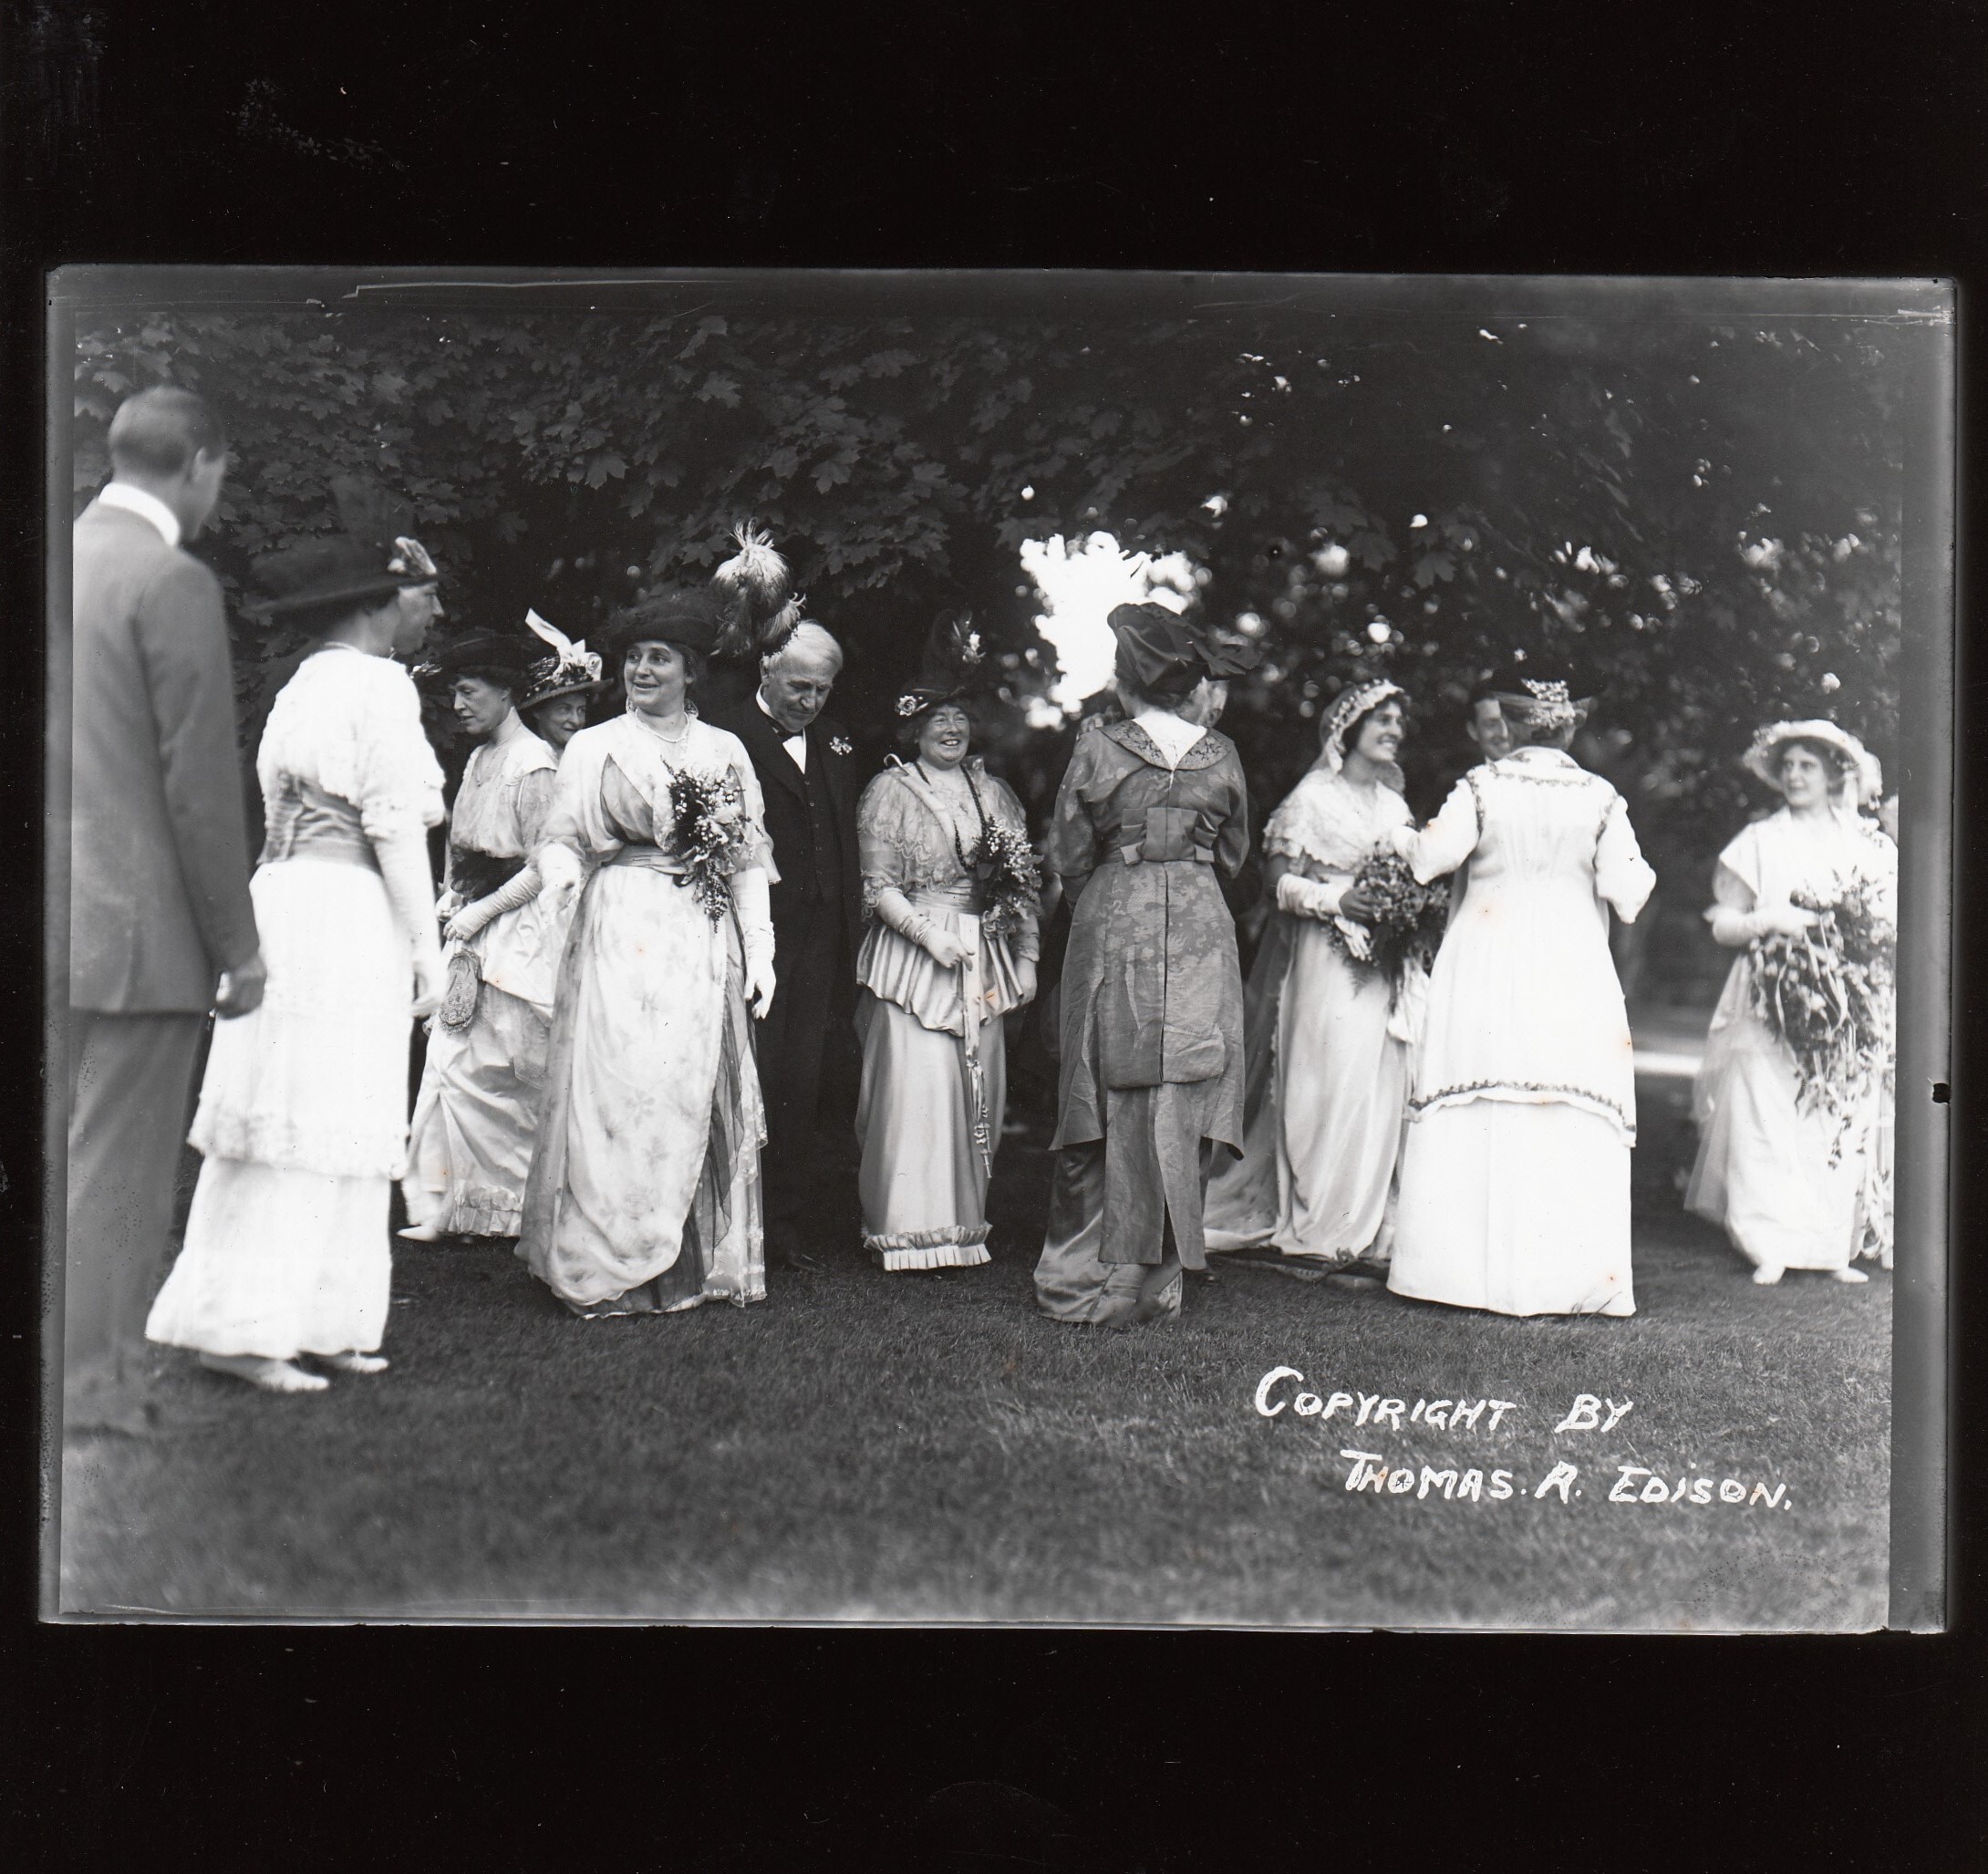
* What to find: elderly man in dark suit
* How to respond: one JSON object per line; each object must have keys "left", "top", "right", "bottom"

{"left": 709, "top": 621, "right": 863, "bottom": 1269}
{"left": 65, "top": 387, "right": 263, "bottom": 1435}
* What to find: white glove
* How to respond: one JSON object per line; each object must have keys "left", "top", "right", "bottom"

{"left": 444, "top": 862, "right": 542, "bottom": 945}
{"left": 734, "top": 866, "right": 777, "bottom": 1020}
{"left": 372, "top": 823, "right": 446, "bottom": 1011}
{"left": 1276, "top": 873, "right": 1341, "bottom": 921}
{"left": 1709, "top": 900, "right": 1817, "bottom": 947}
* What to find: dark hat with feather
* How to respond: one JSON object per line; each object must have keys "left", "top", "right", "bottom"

{"left": 245, "top": 474, "right": 440, "bottom": 625}
{"left": 893, "top": 606, "right": 987, "bottom": 728}
{"left": 1192, "top": 623, "right": 1264, "bottom": 680}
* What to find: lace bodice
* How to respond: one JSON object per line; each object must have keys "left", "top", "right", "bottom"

{"left": 1263, "top": 769, "right": 1413, "bottom": 881}
{"left": 255, "top": 643, "right": 444, "bottom": 845}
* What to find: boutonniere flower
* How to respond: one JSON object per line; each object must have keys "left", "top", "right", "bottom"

{"left": 830, "top": 734, "right": 853, "bottom": 757}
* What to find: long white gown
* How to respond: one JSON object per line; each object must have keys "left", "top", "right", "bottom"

{"left": 1387, "top": 747, "right": 1655, "bottom": 1317}
{"left": 146, "top": 644, "right": 443, "bottom": 1360}
{"left": 1685, "top": 807, "right": 1897, "bottom": 1271}
{"left": 1203, "top": 768, "right": 1413, "bottom": 1266}
{"left": 401, "top": 718, "right": 560, "bottom": 1237}
{"left": 518, "top": 711, "right": 772, "bottom": 1315}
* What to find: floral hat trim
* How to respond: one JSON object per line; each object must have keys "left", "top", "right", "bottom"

{"left": 1319, "top": 678, "right": 1403, "bottom": 773}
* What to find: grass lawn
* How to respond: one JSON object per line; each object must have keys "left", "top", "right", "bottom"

{"left": 55, "top": 1069, "right": 1891, "bottom": 1630}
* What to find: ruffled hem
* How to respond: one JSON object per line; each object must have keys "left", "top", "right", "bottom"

{"left": 854, "top": 918, "right": 1026, "bottom": 1034}
{"left": 1410, "top": 1081, "right": 1636, "bottom": 1145}
{"left": 867, "top": 1227, "right": 991, "bottom": 1270}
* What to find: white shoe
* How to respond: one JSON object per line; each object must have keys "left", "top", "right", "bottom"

{"left": 1751, "top": 1264, "right": 1786, "bottom": 1286}
{"left": 320, "top": 1351, "right": 390, "bottom": 1373}
{"left": 397, "top": 1222, "right": 444, "bottom": 1242}
{"left": 1832, "top": 1268, "right": 1870, "bottom": 1285}
{"left": 198, "top": 1353, "right": 329, "bottom": 1393}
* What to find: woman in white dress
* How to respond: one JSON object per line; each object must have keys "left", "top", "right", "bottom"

{"left": 399, "top": 633, "right": 560, "bottom": 1242}
{"left": 147, "top": 503, "right": 447, "bottom": 1393}
{"left": 1387, "top": 670, "right": 1655, "bottom": 1318}
{"left": 854, "top": 626, "right": 1040, "bottom": 1269}
{"left": 518, "top": 590, "right": 778, "bottom": 1318}
{"left": 1685, "top": 720, "right": 1896, "bottom": 1281}
{"left": 1205, "top": 678, "right": 1415, "bottom": 1274}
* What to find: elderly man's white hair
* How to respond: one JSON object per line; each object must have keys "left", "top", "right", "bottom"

{"left": 761, "top": 619, "right": 844, "bottom": 675}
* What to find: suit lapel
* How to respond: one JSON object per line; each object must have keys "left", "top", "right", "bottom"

{"left": 743, "top": 699, "right": 808, "bottom": 802}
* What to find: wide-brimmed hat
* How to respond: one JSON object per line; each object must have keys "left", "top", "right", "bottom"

{"left": 518, "top": 608, "right": 606, "bottom": 710}
{"left": 1742, "top": 719, "right": 1881, "bottom": 802}
{"left": 420, "top": 631, "right": 534, "bottom": 686}
{"left": 893, "top": 606, "right": 986, "bottom": 725}
{"left": 600, "top": 587, "right": 721, "bottom": 661}
{"left": 245, "top": 474, "right": 440, "bottom": 622}
{"left": 1110, "top": 602, "right": 1206, "bottom": 703}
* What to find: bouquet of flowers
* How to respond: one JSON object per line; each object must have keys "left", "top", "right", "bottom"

{"left": 1324, "top": 848, "right": 1450, "bottom": 1004}
{"left": 966, "top": 818, "right": 1042, "bottom": 939}
{"left": 1748, "top": 879, "right": 1897, "bottom": 1160}
{"left": 668, "top": 769, "right": 753, "bottom": 923}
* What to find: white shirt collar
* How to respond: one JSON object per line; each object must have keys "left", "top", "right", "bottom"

{"left": 1134, "top": 708, "right": 1206, "bottom": 769}
{"left": 98, "top": 481, "right": 182, "bottom": 549}
{"left": 755, "top": 687, "right": 808, "bottom": 769}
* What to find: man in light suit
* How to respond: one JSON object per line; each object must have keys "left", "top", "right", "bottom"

{"left": 708, "top": 622, "right": 863, "bottom": 1270}
{"left": 66, "top": 387, "right": 263, "bottom": 1435}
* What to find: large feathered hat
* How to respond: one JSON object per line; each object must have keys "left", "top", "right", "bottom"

{"left": 710, "top": 523, "right": 803, "bottom": 663}
{"left": 246, "top": 474, "right": 440, "bottom": 623}
{"left": 892, "top": 606, "right": 988, "bottom": 726}
{"left": 518, "top": 608, "right": 606, "bottom": 710}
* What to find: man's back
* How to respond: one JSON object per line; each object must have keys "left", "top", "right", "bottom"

{"left": 70, "top": 500, "right": 256, "bottom": 1011}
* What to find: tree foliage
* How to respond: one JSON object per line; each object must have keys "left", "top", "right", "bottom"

{"left": 73, "top": 295, "right": 1918, "bottom": 995}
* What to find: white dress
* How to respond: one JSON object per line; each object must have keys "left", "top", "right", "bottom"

{"left": 401, "top": 720, "right": 560, "bottom": 1237}
{"left": 1387, "top": 747, "right": 1655, "bottom": 1317}
{"left": 147, "top": 645, "right": 443, "bottom": 1360}
{"left": 518, "top": 712, "right": 773, "bottom": 1314}
{"left": 1685, "top": 808, "right": 1897, "bottom": 1271}
{"left": 1203, "top": 768, "right": 1413, "bottom": 1265}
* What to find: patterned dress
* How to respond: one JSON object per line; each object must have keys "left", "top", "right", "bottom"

{"left": 1203, "top": 767, "right": 1413, "bottom": 1266}
{"left": 1388, "top": 746, "right": 1655, "bottom": 1317}
{"left": 518, "top": 712, "right": 773, "bottom": 1315}
{"left": 1033, "top": 718, "right": 1249, "bottom": 1321}
{"left": 853, "top": 759, "right": 1041, "bottom": 1268}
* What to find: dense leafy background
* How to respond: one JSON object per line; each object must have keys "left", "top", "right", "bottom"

{"left": 73, "top": 297, "right": 1917, "bottom": 998}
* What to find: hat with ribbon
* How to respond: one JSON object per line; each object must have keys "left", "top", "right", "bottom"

{"left": 518, "top": 608, "right": 606, "bottom": 710}
{"left": 245, "top": 474, "right": 440, "bottom": 623}
{"left": 1742, "top": 718, "right": 1881, "bottom": 803}
{"left": 1192, "top": 625, "right": 1265, "bottom": 680}
{"left": 1110, "top": 602, "right": 1207, "bottom": 704}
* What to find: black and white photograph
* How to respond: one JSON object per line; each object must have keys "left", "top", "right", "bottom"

{"left": 44, "top": 267, "right": 1952, "bottom": 1630}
